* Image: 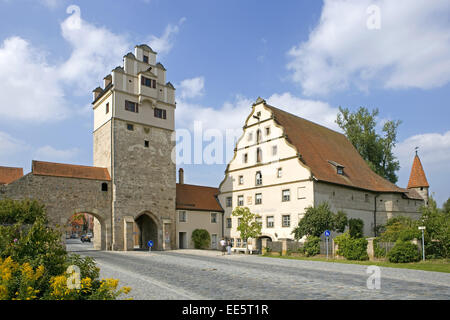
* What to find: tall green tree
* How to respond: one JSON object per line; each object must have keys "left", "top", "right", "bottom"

{"left": 336, "top": 106, "right": 401, "bottom": 183}
{"left": 232, "top": 207, "right": 262, "bottom": 250}
{"left": 442, "top": 197, "right": 450, "bottom": 214}
{"left": 292, "top": 202, "right": 348, "bottom": 239}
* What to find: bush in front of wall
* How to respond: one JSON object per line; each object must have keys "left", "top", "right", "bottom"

{"left": 387, "top": 241, "right": 420, "bottom": 263}
{"left": 191, "top": 229, "right": 211, "bottom": 249}
{"left": 335, "top": 232, "right": 369, "bottom": 260}
{"left": 303, "top": 236, "right": 320, "bottom": 257}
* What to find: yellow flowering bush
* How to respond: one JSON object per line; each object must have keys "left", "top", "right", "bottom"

{"left": 0, "top": 257, "right": 131, "bottom": 300}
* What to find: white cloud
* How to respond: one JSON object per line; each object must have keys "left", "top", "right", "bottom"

{"left": 0, "top": 131, "right": 29, "bottom": 156}
{"left": 287, "top": 0, "right": 450, "bottom": 96}
{"left": 34, "top": 145, "right": 80, "bottom": 162}
{"left": 148, "top": 17, "right": 186, "bottom": 55}
{"left": 0, "top": 37, "right": 70, "bottom": 122}
{"left": 59, "top": 5, "right": 130, "bottom": 94}
{"left": 179, "top": 77, "right": 205, "bottom": 99}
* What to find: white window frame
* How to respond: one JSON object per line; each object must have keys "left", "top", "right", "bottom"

{"left": 211, "top": 212, "right": 217, "bottom": 223}
{"left": 237, "top": 195, "right": 244, "bottom": 206}
{"left": 255, "top": 193, "right": 262, "bottom": 205}
{"left": 266, "top": 216, "right": 274, "bottom": 228}
{"left": 282, "top": 215, "right": 291, "bottom": 227}
{"left": 282, "top": 189, "right": 291, "bottom": 202}
{"left": 178, "top": 210, "right": 187, "bottom": 223}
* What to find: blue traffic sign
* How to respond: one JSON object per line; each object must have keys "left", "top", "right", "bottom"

{"left": 147, "top": 240, "right": 154, "bottom": 247}
{"left": 324, "top": 230, "right": 330, "bottom": 237}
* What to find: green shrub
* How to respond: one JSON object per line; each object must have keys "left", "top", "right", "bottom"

{"left": 373, "top": 238, "right": 386, "bottom": 258}
{"left": 303, "top": 236, "right": 320, "bottom": 257}
{"left": 191, "top": 229, "right": 211, "bottom": 249}
{"left": 335, "top": 232, "right": 368, "bottom": 260}
{"left": 387, "top": 241, "right": 420, "bottom": 263}
{"left": 348, "top": 218, "right": 364, "bottom": 238}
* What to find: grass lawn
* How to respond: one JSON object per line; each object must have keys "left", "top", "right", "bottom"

{"left": 262, "top": 254, "right": 450, "bottom": 273}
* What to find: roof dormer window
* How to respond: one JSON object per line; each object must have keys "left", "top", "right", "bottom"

{"left": 328, "top": 160, "right": 345, "bottom": 175}
{"left": 143, "top": 55, "right": 149, "bottom": 63}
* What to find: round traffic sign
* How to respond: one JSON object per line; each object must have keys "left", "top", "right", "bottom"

{"left": 324, "top": 230, "right": 330, "bottom": 237}
{"left": 147, "top": 240, "right": 154, "bottom": 247}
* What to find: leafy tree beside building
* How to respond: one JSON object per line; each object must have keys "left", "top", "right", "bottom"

{"left": 232, "top": 207, "right": 262, "bottom": 250}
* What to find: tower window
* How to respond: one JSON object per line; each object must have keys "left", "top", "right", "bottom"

{"left": 154, "top": 107, "right": 167, "bottom": 119}
{"left": 256, "top": 129, "right": 261, "bottom": 143}
{"left": 143, "top": 55, "right": 149, "bottom": 63}
{"left": 125, "top": 100, "right": 138, "bottom": 113}
{"left": 101, "top": 183, "right": 108, "bottom": 192}
{"left": 127, "top": 124, "right": 134, "bottom": 131}
{"left": 144, "top": 140, "right": 149, "bottom": 148}
{"left": 256, "top": 148, "right": 262, "bottom": 163}
{"left": 255, "top": 171, "right": 262, "bottom": 186}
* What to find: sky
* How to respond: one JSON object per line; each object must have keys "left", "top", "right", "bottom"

{"left": 0, "top": 0, "right": 449, "bottom": 206}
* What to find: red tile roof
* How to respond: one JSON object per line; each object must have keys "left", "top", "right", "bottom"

{"left": 32, "top": 160, "right": 111, "bottom": 181}
{"left": 264, "top": 103, "right": 406, "bottom": 193}
{"left": 176, "top": 183, "right": 223, "bottom": 212}
{"left": 0, "top": 166, "right": 23, "bottom": 185}
{"left": 407, "top": 155, "right": 429, "bottom": 188}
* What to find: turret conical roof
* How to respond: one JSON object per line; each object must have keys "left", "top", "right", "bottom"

{"left": 407, "top": 154, "right": 429, "bottom": 188}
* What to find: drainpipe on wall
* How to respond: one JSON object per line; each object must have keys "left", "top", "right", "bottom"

{"left": 374, "top": 193, "right": 379, "bottom": 237}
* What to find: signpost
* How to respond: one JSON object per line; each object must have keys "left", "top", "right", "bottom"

{"left": 418, "top": 226, "right": 425, "bottom": 261}
{"left": 147, "top": 240, "right": 153, "bottom": 252}
{"left": 324, "top": 230, "right": 330, "bottom": 259}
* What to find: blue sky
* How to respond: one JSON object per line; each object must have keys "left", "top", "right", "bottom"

{"left": 0, "top": 0, "right": 449, "bottom": 206}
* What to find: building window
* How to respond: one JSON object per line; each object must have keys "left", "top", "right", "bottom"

{"left": 237, "top": 195, "right": 244, "bottom": 206}
{"left": 211, "top": 212, "right": 217, "bottom": 223}
{"left": 282, "top": 215, "right": 290, "bottom": 227}
{"left": 272, "top": 145, "right": 278, "bottom": 156}
{"left": 255, "top": 171, "right": 262, "bottom": 186}
{"left": 255, "top": 193, "right": 262, "bottom": 205}
{"left": 101, "top": 183, "right": 108, "bottom": 192}
{"left": 238, "top": 175, "right": 244, "bottom": 185}
{"left": 265, "top": 126, "right": 270, "bottom": 136}
{"left": 297, "top": 186, "right": 306, "bottom": 199}
{"left": 143, "top": 55, "right": 149, "bottom": 63}
{"left": 282, "top": 189, "right": 290, "bottom": 202}
{"left": 141, "top": 76, "right": 153, "bottom": 87}
{"left": 230, "top": 238, "right": 234, "bottom": 247}
{"left": 154, "top": 108, "right": 167, "bottom": 119}
{"left": 266, "top": 216, "right": 274, "bottom": 228}
{"left": 256, "top": 148, "right": 262, "bottom": 163}
{"left": 179, "top": 211, "right": 187, "bottom": 222}
{"left": 144, "top": 140, "right": 149, "bottom": 148}
{"left": 236, "top": 238, "right": 241, "bottom": 247}
{"left": 105, "top": 102, "right": 109, "bottom": 114}
{"left": 247, "top": 132, "right": 253, "bottom": 141}
{"left": 238, "top": 218, "right": 242, "bottom": 226}
{"left": 127, "top": 123, "right": 134, "bottom": 131}
{"left": 226, "top": 197, "right": 232, "bottom": 207}
{"left": 256, "top": 129, "right": 261, "bottom": 143}
{"left": 337, "top": 167, "right": 344, "bottom": 175}
{"left": 256, "top": 216, "right": 262, "bottom": 226}
{"left": 226, "top": 218, "right": 232, "bottom": 228}
{"left": 125, "top": 100, "right": 138, "bottom": 113}
{"left": 277, "top": 168, "right": 282, "bottom": 178}
{"left": 243, "top": 153, "right": 248, "bottom": 164}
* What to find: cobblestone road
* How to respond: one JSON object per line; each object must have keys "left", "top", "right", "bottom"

{"left": 69, "top": 246, "right": 450, "bottom": 300}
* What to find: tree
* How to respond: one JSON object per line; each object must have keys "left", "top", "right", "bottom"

{"left": 292, "top": 202, "right": 346, "bottom": 240}
{"left": 420, "top": 197, "right": 450, "bottom": 259}
{"left": 348, "top": 218, "right": 364, "bottom": 238}
{"left": 336, "top": 106, "right": 401, "bottom": 183}
{"left": 442, "top": 198, "right": 450, "bottom": 215}
{"left": 232, "top": 207, "right": 262, "bottom": 250}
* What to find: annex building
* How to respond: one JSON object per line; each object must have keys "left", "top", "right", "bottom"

{"left": 0, "top": 44, "right": 429, "bottom": 251}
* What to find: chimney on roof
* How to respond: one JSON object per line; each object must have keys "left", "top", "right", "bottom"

{"left": 179, "top": 168, "right": 184, "bottom": 184}
{"left": 104, "top": 74, "right": 112, "bottom": 88}
{"left": 93, "top": 87, "right": 102, "bottom": 101}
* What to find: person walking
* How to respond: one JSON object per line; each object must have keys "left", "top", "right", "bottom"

{"left": 226, "top": 239, "right": 232, "bottom": 255}
{"left": 220, "top": 238, "right": 226, "bottom": 256}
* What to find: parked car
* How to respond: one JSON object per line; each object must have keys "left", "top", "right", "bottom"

{"left": 70, "top": 234, "right": 78, "bottom": 239}
{"left": 80, "top": 234, "right": 91, "bottom": 242}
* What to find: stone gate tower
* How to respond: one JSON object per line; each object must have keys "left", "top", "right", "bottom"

{"left": 92, "top": 44, "right": 176, "bottom": 251}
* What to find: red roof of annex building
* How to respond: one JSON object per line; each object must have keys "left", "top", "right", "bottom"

{"left": 32, "top": 160, "right": 111, "bottom": 181}
{"left": 407, "top": 155, "right": 429, "bottom": 189}
{"left": 176, "top": 183, "right": 223, "bottom": 212}
{"left": 263, "top": 103, "right": 407, "bottom": 194}
{"left": 0, "top": 166, "right": 24, "bottom": 185}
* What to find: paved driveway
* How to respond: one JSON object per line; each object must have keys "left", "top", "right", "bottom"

{"left": 70, "top": 247, "right": 450, "bottom": 300}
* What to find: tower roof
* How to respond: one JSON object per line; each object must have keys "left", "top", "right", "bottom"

{"left": 407, "top": 155, "right": 429, "bottom": 188}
